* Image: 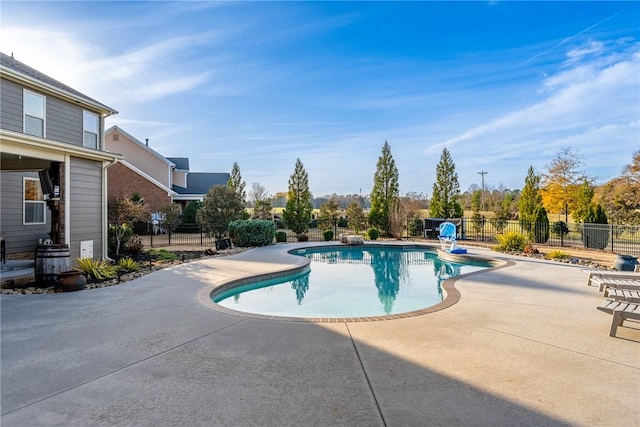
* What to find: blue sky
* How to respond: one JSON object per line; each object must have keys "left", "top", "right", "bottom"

{"left": 2, "top": 1, "right": 639, "bottom": 198}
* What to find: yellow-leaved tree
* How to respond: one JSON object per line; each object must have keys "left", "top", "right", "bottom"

{"left": 540, "top": 146, "right": 589, "bottom": 223}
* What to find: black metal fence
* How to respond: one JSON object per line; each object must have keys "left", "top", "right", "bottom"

{"left": 451, "top": 218, "right": 640, "bottom": 255}
{"left": 136, "top": 219, "right": 640, "bottom": 256}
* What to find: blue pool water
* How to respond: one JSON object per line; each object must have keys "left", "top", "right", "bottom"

{"left": 213, "top": 246, "right": 490, "bottom": 318}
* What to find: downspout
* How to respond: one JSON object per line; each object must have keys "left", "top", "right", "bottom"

{"left": 102, "top": 156, "right": 118, "bottom": 260}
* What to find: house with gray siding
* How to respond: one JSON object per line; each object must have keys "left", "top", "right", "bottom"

{"left": 0, "top": 52, "right": 120, "bottom": 262}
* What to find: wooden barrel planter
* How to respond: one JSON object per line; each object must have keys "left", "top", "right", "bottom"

{"left": 35, "top": 244, "right": 70, "bottom": 285}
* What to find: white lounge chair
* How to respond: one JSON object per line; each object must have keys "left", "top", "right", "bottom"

{"left": 438, "top": 222, "right": 466, "bottom": 254}
{"left": 591, "top": 277, "right": 640, "bottom": 296}
{"left": 582, "top": 269, "right": 639, "bottom": 287}
{"left": 606, "top": 289, "right": 640, "bottom": 303}
{"left": 597, "top": 300, "right": 640, "bottom": 337}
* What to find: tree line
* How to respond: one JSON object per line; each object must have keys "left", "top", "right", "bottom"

{"left": 108, "top": 144, "right": 639, "bottom": 251}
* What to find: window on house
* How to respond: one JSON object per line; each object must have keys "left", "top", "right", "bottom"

{"left": 24, "top": 90, "right": 45, "bottom": 137}
{"left": 83, "top": 111, "right": 99, "bottom": 149}
{"left": 24, "top": 178, "right": 45, "bottom": 225}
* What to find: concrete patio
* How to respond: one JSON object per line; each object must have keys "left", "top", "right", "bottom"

{"left": 1, "top": 243, "right": 638, "bottom": 426}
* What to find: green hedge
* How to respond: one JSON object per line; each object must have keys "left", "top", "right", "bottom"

{"left": 228, "top": 220, "right": 276, "bottom": 247}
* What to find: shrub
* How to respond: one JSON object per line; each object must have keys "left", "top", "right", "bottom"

{"left": 495, "top": 232, "right": 527, "bottom": 252}
{"left": 583, "top": 204, "right": 609, "bottom": 249}
{"left": 297, "top": 234, "right": 309, "bottom": 242}
{"left": 126, "top": 235, "right": 145, "bottom": 257}
{"left": 228, "top": 219, "right": 276, "bottom": 247}
{"left": 546, "top": 250, "right": 570, "bottom": 261}
{"left": 117, "top": 257, "right": 139, "bottom": 272}
{"left": 182, "top": 200, "right": 202, "bottom": 224}
{"left": 552, "top": 221, "right": 569, "bottom": 238}
{"left": 75, "top": 258, "right": 116, "bottom": 281}
{"left": 308, "top": 219, "right": 318, "bottom": 229}
{"left": 323, "top": 230, "right": 334, "bottom": 241}
{"left": 147, "top": 249, "right": 178, "bottom": 261}
{"left": 275, "top": 231, "right": 288, "bottom": 243}
{"left": 337, "top": 217, "right": 348, "bottom": 227}
{"left": 533, "top": 207, "right": 550, "bottom": 244}
{"left": 367, "top": 227, "right": 379, "bottom": 241}
{"left": 108, "top": 224, "right": 132, "bottom": 258}
{"left": 274, "top": 218, "right": 285, "bottom": 229}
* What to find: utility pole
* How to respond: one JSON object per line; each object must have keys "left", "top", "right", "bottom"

{"left": 477, "top": 170, "right": 488, "bottom": 212}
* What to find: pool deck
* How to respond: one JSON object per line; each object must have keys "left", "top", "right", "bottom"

{"left": 1, "top": 243, "right": 638, "bottom": 426}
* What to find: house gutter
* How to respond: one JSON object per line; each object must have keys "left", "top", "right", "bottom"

{"left": 102, "top": 156, "right": 119, "bottom": 260}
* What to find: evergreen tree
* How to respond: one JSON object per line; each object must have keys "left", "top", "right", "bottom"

{"left": 369, "top": 141, "right": 400, "bottom": 234}
{"left": 283, "top": 159, "right": 313, "bottom": 236}
{"left": 182, "top": 200, "right": 202, "bottom": 224}
{"left": 573, "top": 180, "right": 594, "bottom": 223}
{"left": 519, "top": 166, "right": 546, "bottom": 242}
{"left": 429, "top": 148, "right": 462, "bottom": 218}
{"left": 490, "top": 193, "right": 514, "bottom": 233}
{"left": 345, "top": 202, "right": 366, "bottom": 234}
{"left": 197, "top": 185, "right": 245, "bottom": 239}
{"left": 227, "top": 162, "right": 246, "bottom": 207}
{"left": 470, "top": 190, "right": 484, "bottom": 236}
{"left": 317, "top": 198, "right": 341, "bottom": 231}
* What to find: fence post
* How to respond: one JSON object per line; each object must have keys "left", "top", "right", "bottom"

{"left": 611, "top": 224, "right": 614, "bottom": 252}
{"left": 150, "top": 227, "right": 153, "bottom": 247}
{"left": 200, "top": 225, "right": 204, "bottom": 246}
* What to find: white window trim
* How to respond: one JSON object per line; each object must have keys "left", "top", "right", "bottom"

{"left": 83, "top": 110, "right": 99, "bottom": 149}
{"left": 23, "top": 89, "right": 46, "bottom": 138}
{"left": 23, "top": 177, "right": 46, "bottom": 225}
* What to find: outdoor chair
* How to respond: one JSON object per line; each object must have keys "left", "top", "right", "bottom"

{"left": 591, "top": 277, "right": 640, "bottom": 296}
{"left": 596, "top": 300, "right": 640, "bottom": 337}
{"left": 606, "top": 289, "right": 640, "bottom": 303}
{"left": 582, "top": 269, "right": 639, "bottom": 287}
{"left": 438, "top": 222, "right": 466, "bottom": 254}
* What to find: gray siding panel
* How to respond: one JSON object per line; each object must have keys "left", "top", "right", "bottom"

{"left": 0, "top": 78, "right": 23, "bottom": 132}
{"left": 0, "top": 172, "right": 51, "bottom": 254}
{"left": 47, "top": 97, "right": 83, "bottom": 146}
{"left": 69, "top": 157, "right": 103, "bottom": 260}
{"left": 1, "top": 77, "right": 98, "bottom": 148}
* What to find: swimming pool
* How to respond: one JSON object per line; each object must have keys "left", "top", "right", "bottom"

{"left": 212, "top": 245, "right": 490, "bottom": 319}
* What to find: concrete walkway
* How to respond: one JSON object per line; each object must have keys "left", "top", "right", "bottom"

{"left": 1, "top": 243, "right": 638, "bottom": 426}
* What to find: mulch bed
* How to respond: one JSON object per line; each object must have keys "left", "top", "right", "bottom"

{"left": 1, "top": 247, "right": 249, "bottom": 295}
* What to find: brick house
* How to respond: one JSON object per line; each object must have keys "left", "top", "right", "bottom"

{"left": 105, "top": 126, "right": 230, "bottom": 217}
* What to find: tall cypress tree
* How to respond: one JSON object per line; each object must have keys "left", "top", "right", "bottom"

{"left": 519, "top": 166, "right": 548, "bottom": 242}
{"left": 227, "top": 162, "right": 246, "bottom": 207}
{"left": 369, "top": 141, "right": 399, "bottom": 234}
{"left": 283, "top": 159, "right": 313, "bottom": 236}
{"left": 429, "top": 148, "right": 462, "bottom": 218}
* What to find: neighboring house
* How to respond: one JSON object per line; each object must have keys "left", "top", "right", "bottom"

{"left": 0, "top": 52, "right": 119, "bottom": 261}
{"left": 105, "top": 126, "right": 230, "bottom": 216}
{"left": 104, "top": 126, "right": 176, "bottom": 213}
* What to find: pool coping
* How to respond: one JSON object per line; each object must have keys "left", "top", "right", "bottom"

{"left": 197, "top": 242, "right": 514, "bottom": 323}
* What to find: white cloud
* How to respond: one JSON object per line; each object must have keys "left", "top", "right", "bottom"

{"left": 565, "top": 40, "right": 605, "bottom": 63}
{"left": 429, "top": 42, "right": 640, "bottom": 187}
{"left": 0, "top": 25, "right": 217, "bottom": 106}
